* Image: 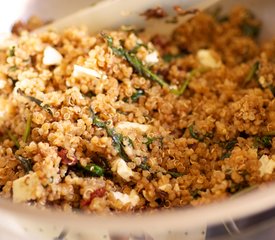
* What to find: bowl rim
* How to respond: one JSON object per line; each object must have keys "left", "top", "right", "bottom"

{"left": 1, "top": 183, "right": 275, "bottom": 233}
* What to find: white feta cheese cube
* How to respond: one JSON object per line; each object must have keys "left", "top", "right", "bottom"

{"left": 112, "top": 190, "right": 139, "bottom": 206}
{"left": 112, "top": 158, "right": 133, "bottom": 181}
{"left": 43, "top": 46, "right": 63, "bottom": 65}
{"left": 12, "top": 172, "right": 43, "bottom": 203}
{"left": 197, "top": 49, "right": 221, "bottom": 69}
{"left": 259, "top": 155, "right": 275, "bottom": 177}
{"left": 145, "top": 51, "right": 159, "bottom": 65}
{"left": 116, "top": 121, "right": 150, "bottom": 133}
{"left": 72, "top": 65, "right": 107, "bottom": 79}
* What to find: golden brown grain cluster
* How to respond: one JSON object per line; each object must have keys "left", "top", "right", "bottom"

{"left": 0, "top": 7, "right": 275, "bottom": 213}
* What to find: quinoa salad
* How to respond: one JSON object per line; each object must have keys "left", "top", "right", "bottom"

{"left": 0, "top": 7, "right": 275, "bottom": 213}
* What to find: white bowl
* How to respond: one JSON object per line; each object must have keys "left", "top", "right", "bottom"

{"left": 1, "top": 0, "right": 275, "bottom": 239}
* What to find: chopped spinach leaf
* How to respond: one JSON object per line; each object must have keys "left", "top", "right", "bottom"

{"left": 123, "top": 89, "right": 145, "bottom": 103}
{"left": 162, "top": 53, "right": 185, "bottom": 62}
{"left": 190, "top": 189, "right": 201, "bottom": 199}
{"left": 143, "top": 136, "right": 157, "bottom": 146}
{"left": 170, "top": 78, "right": 191, "bottom": 96}
{"left": 123, "top": 136, "right": 134, "bottom": 148}
{"left": 83, "top": 91, "right": 95, "bottom": 98}
{"left": 138, "top": 159, "right": 183, "bottom": 177}
{"left": 17, "top": 89, "right": 53, "bottom": 116}
{"left": 188, "top": 124, "right": 204, "bottom": 142}
{"left": 140, "top": 163, "right": 150, "bottom": 171}
{"left": 90, "top": 108, "right": 131, "bottom": 162}
{"left": 221, "top": 152, "right": 232, "bottom": 160}
{"left": 243, "top": 61, "right": 260, "bottom": 85}
{"left": 23, "top": 114, "right": 32, "bottom": 143}
{"left": 220, "top": 139, "right": 237, "bottom": 159}
{"left": 167, "top": 171, "right": 184, "bottom": 178}
{"left": 224, "top": 139, "right": 238, "bottom": 151}
{"left": 211, "top": 7, "right": 229, "bottom": 23}
{"left": 8, "top": 46, "right": 15, "bottom": 57}
{"left": 139, "top": 158, "right": 150, "bottom": 171}
{"left": 131, "top": 89, "right": 145, "bottom": 102}
{"left": 254, "top": 135, "right": 272, "bottom": 148}
{"left": 8, "top": 65, "right": 17, "bottom": 72}
{"left": 7, "top": 131, "right": 20, "bottom": 149}
{"left": 129, "top": 43, "right": 147, "bottom": 54}
{"left": 15, "top": 155, "right": 33, "bottom": 173}
{"left": 268, "top": 85, "right": 275, "bottom": 96}
{"left": 170, "top": 68, "right": 206, "bottom": 96}
{"left": 240, "top": 10, "right": 261, "bottom": 38}
{"left": 102, "top": 33, "right": 169, "bottom": 87}
{"left": 77, "top": 163, "right": 104, "bottom": 177}
{"left": 241, "top": 22, "right": 260, "bottom": 38}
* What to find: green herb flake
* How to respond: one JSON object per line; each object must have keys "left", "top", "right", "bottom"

{"left": 244, "top": 61, "right": 260, "bottom": 85}
{"left": 129, "top": 43, "right": 147, "bottom": 54}
{"left": 220, "top": 139, "right": 237, "bottom": 160}
{"left": 83, "top": 91, "right": 95, "bottom": 98}
{"left": 224, "top": 139, "right": 238, "bottom": 151}
{"left": 170, "top": 68, "right": 206, "bottom": 96}
{"left": 76, "top": 163, "right": 105, "bottom": 177}
{"left": 23, "top": 114, "right": 32, "bottom": 143}
{"left": 15, "top": 155, "right": 33, "bottom": 173}
{"left": 190, "top": 189, "right": 201, "bottom": 199}
{"left": 80, "top": 163, "right": 105, "bottom": 177}
{"left": 188, "top": 124, "right": 204, "bottom": 142}
{"left": 254, "top": 135, "right": 272, "bottom": 148}
{"left": 90, "top": 108, "right": 131, "bottom": 162}
{"left": 268, "top": 85, "right": 275, "bottom": 96}
{"left": 102, "top": 33, "right": 169, "bottom": 87}
{"left": 167, "top": 171, "right": 184, "bottom": 178}
{"left": 211, "top": 7, "right": 229, "bottom": 23}
{"left": 131, "top": 89, "right": 145, "bottom": 102}
{"left": 240, "top": 10, "right": 261, "bottom": 38}
{"left": 241, "top": 22, "right": 260, "bottom": 38}
{"left": 8, "top": 46, "right": 15, "bottom": 57}
{"left": 140, "top": 163, "right": 150, "bottom": 171}
{"left": 17, "top": 89, "right": 53, "bottom": 116}
{"left": 123, "top": 136, "right": 134, "bottom": 148}
{"left": 7, "top": 131, "right": 20, "bottom": 149}
{"left": 143, "top": 136, "right": 156, "bottom": 146}
{"left": 162, "top": 53, "right": 185, "bottom": 62}
{"left": 8, "top": 65, "right": 17, "bottom": 72}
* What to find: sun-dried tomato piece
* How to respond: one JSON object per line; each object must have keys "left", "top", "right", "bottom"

{"left": 140, "top": 7, "right": 167, "bottom": 20}
{"left": 80, "top": 188, "right": 106, "bottom": 207}
{"left": 58, "top": 148, "right": 77, "bottom": 166}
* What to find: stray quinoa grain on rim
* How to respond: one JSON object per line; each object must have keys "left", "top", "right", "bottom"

{"left": 0, "top": 6, "right": 275, "bottom": 213}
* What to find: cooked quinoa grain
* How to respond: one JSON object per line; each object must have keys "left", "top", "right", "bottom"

{"left": 0, "top": 7, "right": 275, "bottom": 213}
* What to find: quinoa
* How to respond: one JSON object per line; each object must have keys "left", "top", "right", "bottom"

{"left": 0, "top": 6, "right": 275, "bottom": 213}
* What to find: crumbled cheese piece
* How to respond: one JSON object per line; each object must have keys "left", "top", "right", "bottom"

{"left": 197, "top": 49, "right": 221, "bottom": 69}
{"left": 259, "top": 155, "right": 275, "bottom": 177}
{"left": 12, "top": 172, "right": 43, "bottom": 203}
{"left": 145, "top": 51, "right": 159, "bottom": 64}
{"left": 0, "top": 79, "right": 6, "bottom": 89}
{"left": 43, "top": 46, "right": 63, "bottom": 65}
{"left": 112, "top": 158, "right": 133, "bottom": 181}
{"left": 159, "top": 183, "right": 172, "bottom": 192}
{"left": 259, "top": 76, "right": 268, "bottom": 88}
{"left": 116, "top": 121, "right": 150, "bottom": 133}
{"left": 72, "top": 65, "right": 107, "bottom": 79}
{"left": 112, "top": 190, "right": 139, "bottom": 206}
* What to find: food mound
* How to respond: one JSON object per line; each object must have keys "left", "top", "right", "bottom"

{"left": 0, "top": 7, "right": 274, "bottom": 213}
